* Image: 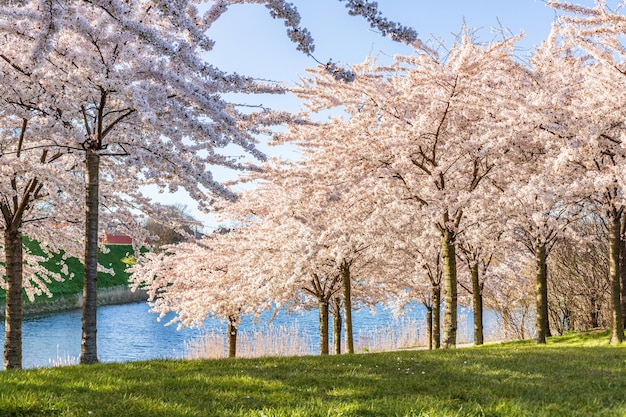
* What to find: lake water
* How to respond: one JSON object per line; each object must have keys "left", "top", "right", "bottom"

{"left": 0, "top": 302, "right": 494, "bottom": 369}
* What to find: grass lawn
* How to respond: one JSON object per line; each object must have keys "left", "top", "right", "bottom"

{"left": 0, "top": 330, "right": 624, "bottom": 417}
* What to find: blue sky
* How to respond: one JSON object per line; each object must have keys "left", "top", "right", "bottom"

{"left": 150, "top": 0, "right": 594, "bottom": 229}
{"left": 207, "top": 0, "right": 559, "bottom": 82}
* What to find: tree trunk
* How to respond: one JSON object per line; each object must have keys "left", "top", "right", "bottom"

{"left": 501, "top": 308, "right": 511, "bottom": 340}
{"left": 545, "top": 262, "right": 552, "bottom": 338}
{"left": 81, "top": 149, "right": 100, "bottom": 364}
{"left": 433, "top": 285, "right": 441, "bottom": 349}
{"left": 534, "top": 242, "right": 549, "bottom": 344}
{"left": 331, "top": 297, "right": 342, "bottom": 355}
{"left": 608, "top": 210, "right": 624, "bottom": 344}
{"left": 318, "top": 299, "right": 329, "bottom": 355}
{"left": 4, "top": 227, "right": 23, "bottom": 369}
{"left": 227, "top": 316, "right": 237, "bottom": 358}
{"left": 619, "top": 223, "right": 626, "bottom": 326}
{"left": 471, "top": 262, "right": 484, "bottom": 345}
{"left": 441, "top": 230, "right": 457, "bottom": 348}
{"left": 621, "top": 258, "right": 626, "bottom": 329}
{"left": 590, "top": 294, "right": 600, "bottom": 329}
{"left": 426, "top": 304, "right": 433, "bottom": 350}
{"left": 341, "top": 262, "right": 354, "bottom": 354}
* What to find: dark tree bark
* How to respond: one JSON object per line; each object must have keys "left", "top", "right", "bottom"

{"left": 432, "top": 285, "right": 441, "bottom": 349}
{"left": 471, "top": 262, "right": 484, "bottom": 345}
{"left": 608, "top": 209, "right": 624, "bottom": 344}
{"left": 534, "top": 242, "right": 549, "bottom": 344}
{"left": 620, "top": 247, "right": 626, "bottom": 328}
{"left": 81, "top": 149, "right": 100, "bottom": 364}
{"left": 441, "top": 229, "right": 457, "bottom": 348}
{"left": 1, "top": 123, "right": 48, "bottom": 369}
{"left": 331, "top": 297, "right": 342, "bottom": 355}
{"left": 340, "top": 261, "right": 354, "bottom": 354}
{"left": 318, "top": 299, "right": 329, "bottom": 355}
{"left": 590, "top": 293, "right": 601, "bottom": 329}
{"left": 620, "top": 218, "right": 626, "bottom": 332}
{"left": 4, "top": 226, "right": 23, "bottom": 369}
{"left": 227, "top": 315, "right": 237, "bottom": 358}
{"left": 425, "top": 304, "right": 433, "bottom": 350}
{"left": 79, "top": 90, "right": 135, "bottom": 364}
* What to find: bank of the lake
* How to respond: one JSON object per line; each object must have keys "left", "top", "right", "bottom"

{"left": 0, "top": 299, "right": 501, "bottom": 369}
{"left": 0, "top": 331, "right": 623, "bottom": 417}
{"left": 2, "top": 243, "right": 505, "bottom": 368}
{"left": 0, "top": 285, "right": 149, "bottom": 318}
{"left": 5, "top": 302, "right": 204, "bottom": 368}
{"left": 0, "top": 242, "right": 139, "bottom": 318}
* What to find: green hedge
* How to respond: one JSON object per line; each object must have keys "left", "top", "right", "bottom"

{"left": 0, "top": 238, "right": 135, "bottom": 302}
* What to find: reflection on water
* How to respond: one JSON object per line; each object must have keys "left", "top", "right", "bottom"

{"left": 0, "top": 301, "right": 456, "bottom": 369}
{"left": 14, "top": 303, "right": 205, "bottom": 369}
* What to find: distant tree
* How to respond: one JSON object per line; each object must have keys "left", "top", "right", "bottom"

{"left": 390, "top": 236, "right": 443, "bottom": 350}
{"left": 144, "top": 205, "right": 201, "bottom": 252}
{"left": 223, "top": 172, "right": 363, "bottom": 355}
{"left": 483, "top": 258, "right": 535, "bottom": 341}
{"left": 548, "top": 216, "right": 610, "bottom": 333}
{"left": 545, "top": 1, "right": 626, "bottom": 343}
{"left": 457, "top": 229, "right": 501, "bottom": 346}
{"left": 130, "top": 228, "right": 273, "bottom": 358}
{"left": 487, "top": 25, "right": 592, "bottom": 344}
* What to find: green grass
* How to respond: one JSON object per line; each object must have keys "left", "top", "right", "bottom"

{"left": 0, "top": 331, "right": 624, "bottom": 417}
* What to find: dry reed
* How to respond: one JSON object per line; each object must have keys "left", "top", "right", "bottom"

{"left": 48, "top": 345, "right": 79, "bottom": 367}
{"left": 183, "top": 312, "right": 506, "bottom": 360}
{"left": 184, "top": 322, "right": 313, "bottom": 360}
{"left": 355, "top": 317, "right": 427, "bottom": 353}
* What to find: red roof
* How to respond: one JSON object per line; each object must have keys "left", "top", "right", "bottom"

{"left": 102, "top": 234, "right": 133, "bottom": 245}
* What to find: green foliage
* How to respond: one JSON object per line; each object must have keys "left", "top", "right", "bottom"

{"left": 0, "top": 332, "right": 624, "bottom": 416}
{"left": 0, "top": 239, "right": 134, "bottom": 302}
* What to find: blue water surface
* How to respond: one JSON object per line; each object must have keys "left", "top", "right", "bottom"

{"left": 0, "top": 301, "right": 488, "bottom": 369}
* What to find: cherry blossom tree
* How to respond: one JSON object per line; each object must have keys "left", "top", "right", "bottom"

{"left": 225, "top": 163, "right": 379, "bottom": 355}
{"left": 0, "top": 116, "right": 84, "bottom": 369}
{"left": 500, "top": 177, "right": 579, "bottom": 343}
{"left": 0, "top": 31, "right": 87, "bottom": 368}
{"left": 483, "top": 258, "right": 535, "bottom": 341}
{"left": 539, "top": 1, "right": 626, "bottom": 342}
{"left": 465, "top": 23, "right": 595, "bottom": 344}
{"left": 1, "top": 0, "right": 422, "bottom": 365}
{"left": 548, "top": 216, "right": 610, "bottom": 332}
{"left": 383, "top": 221, "right": 444, "bottom": 350}
{"left": 285, "top": 32, "right": 526, "bottom": 348}
{"left": 2, "top": 0, "right": 307, "bottom": 364}
{"left": 456, "top": 212, "right": 504, "bottom": 346}
{"left": 130, "top": 227, "right": 275, "bottom": 358}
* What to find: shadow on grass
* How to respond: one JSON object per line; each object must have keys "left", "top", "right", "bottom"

{"left": 0, "top": 340, "right": 625, "bottom": 417}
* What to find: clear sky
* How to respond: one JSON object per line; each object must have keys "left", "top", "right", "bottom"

{"left": 148, "top": 0, "right": 595, "bottom": 229}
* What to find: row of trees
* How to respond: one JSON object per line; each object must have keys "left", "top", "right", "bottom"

{"left": 132, "top": 1, "right": 626, "bottom": 355}
{"left": 0, "top": 0, "right": 419, "bottom": 369}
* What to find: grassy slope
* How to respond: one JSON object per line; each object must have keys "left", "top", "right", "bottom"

{"left": 0, "top": 241, "right": 138, "bottom": 315}
{"left": 0, "top": 331, "right": 624, "bottom": 417}
{"left": 0, "top": 241, "right": 135, "bottom": 302}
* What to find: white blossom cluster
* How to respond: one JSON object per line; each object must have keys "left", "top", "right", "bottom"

{"left": 0, "top": 0, "right": 425, "bottom": 366}
{"left": 133, "top": 1, "right": 626, "bottom": 347}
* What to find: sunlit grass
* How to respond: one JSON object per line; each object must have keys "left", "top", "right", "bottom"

{"left": 0, "top": 330, "right": 624, "bottom": 417}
